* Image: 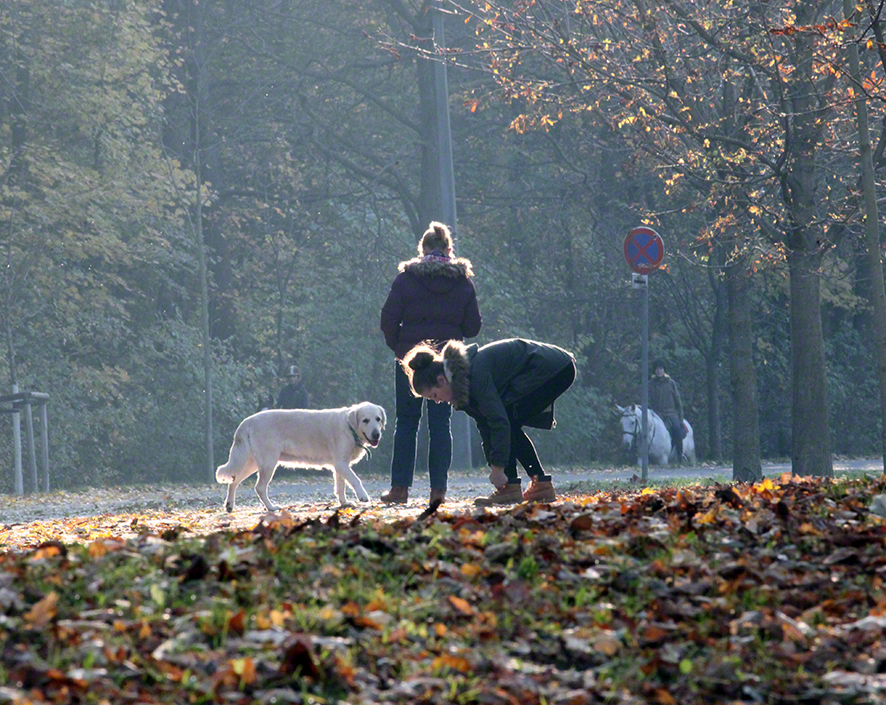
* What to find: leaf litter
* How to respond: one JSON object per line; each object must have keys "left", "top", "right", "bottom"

{"left": 2, "top": 473, "right": 886, "bottom": 704}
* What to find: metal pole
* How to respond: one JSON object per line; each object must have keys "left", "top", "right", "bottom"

{"left": 40, "top": 402, "right": 49, "bottom": 492}
{"left": 640, "top": 284, "right": 649, "bottom": 483}
{"left": 12, "top": 383, "right": 22, "bottom": 496}
{"left": 25, "top": 398, "right": 37, "bottom": 493}
{"left": 432, "top": 4, "right": 472, "bottom": 470}
{"left": 432, "top": 6, "right": 456, "bottom": 229}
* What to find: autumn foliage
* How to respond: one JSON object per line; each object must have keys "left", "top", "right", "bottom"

{"left": 3, "top": 475, "right": 886, "bottom": 703}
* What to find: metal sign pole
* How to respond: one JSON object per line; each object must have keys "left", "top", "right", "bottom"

{"left": 633, "top": 273, "right": 650, "bottom": 482}
{"left": 640, "top": 281, "right": 649, "bottom": 484}
{"left": 624, "top": 226, "right": 664, "bottom": 485}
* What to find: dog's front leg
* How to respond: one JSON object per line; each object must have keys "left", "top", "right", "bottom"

{"left": 332, "top": 467, "right": 352, "bottom": 507}
{"left": 254, "top": 465, "right": 281, "bottom": 512}
{"left": 335, "top": 462, "right": 370, "bottom": 504}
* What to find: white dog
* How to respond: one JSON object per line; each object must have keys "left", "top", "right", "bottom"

{"left": 216, "top": 402, "right": 386, "bottom": 512}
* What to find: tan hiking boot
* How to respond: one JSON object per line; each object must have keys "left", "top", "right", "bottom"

{"left": 473, "top": 483, "right": 523, "bottom": 507}
{"left": 523, "top": 478, "right": 556, "bottom": 503}
{"left": 380, "top": 486, "right": 408, "bottom": 504}
{"left": 429, "top": 488, "right": 446, "bottom": 504}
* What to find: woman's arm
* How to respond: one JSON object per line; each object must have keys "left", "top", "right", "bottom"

{"left": 461, "top": 280, "right": 482, "bottom": 339}
{"left": 379, "top": 279, "right": 405, "bottom": 352}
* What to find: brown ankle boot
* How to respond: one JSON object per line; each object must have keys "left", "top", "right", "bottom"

{"left": 523, "top": 478, "right": 556, "bottom": 502}
{"left": 429, "top": 488, "right": 446, "bottom": 504}
{"left": 380, "top": 486, "right": 408, "bottom": 504}
{"left": 473, "top": 483, "right": 523, "bottom": 507}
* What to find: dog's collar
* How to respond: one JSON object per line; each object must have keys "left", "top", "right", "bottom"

{"left": 350, "top": 425, "right": 372, "bottom": 458}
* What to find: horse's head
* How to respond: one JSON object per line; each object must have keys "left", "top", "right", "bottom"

{"left": 618, "top": 404, "right": 641, "bottom": 450}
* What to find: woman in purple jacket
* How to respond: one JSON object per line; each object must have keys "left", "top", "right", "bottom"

{"left": 379, "top": 222, "right": 482, "bottom": 505}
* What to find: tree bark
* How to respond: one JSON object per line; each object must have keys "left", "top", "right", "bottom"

{"left": 727, "top": 261, "right": 762, "bottom": 483}
{"left": 845, "top": 0, "right": 886, "bottom": 473}
{"left": 788, "top": 249, "right": 833, "bottom": 476}
{"left": 706, "top": 260, "right": 728, "bottom": 462}
{"left": 781, "top": 2, "right": 834, "bottom": 478}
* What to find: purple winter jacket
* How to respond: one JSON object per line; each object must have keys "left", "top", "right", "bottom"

{"left": 380, "top": 253, "right": 482, "bottom": 360}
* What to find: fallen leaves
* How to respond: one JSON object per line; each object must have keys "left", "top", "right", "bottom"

{"left": 23, "top": 590, "right": 58, "bottom": 628}
{"left": 1, "top": 474, "right": 886, "bottom": 703}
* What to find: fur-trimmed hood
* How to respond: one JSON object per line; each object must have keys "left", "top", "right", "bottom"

{"left": 441, "top": 340, "right": 473, "bottom": 409}
{"left": 379, "top": 256, "right": 482, "bottom": 360}
{"left": 399, "top": 254, "right": 474, "bottom": 279}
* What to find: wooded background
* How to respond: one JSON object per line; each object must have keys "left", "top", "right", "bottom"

{"left": 1, "top": 0, "right": 883, "bottom": 492}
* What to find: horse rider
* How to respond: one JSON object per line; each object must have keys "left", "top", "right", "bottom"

{"left": 648, "top": 359, "right": 685, "bottom": 463}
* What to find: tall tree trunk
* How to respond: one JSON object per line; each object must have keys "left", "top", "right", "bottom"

{"left": 706, "top": 260, "right": 728, "bottom": 462}
{"left": 788, "top": 249, "right": 832, "bottom": 476}
{"left": 846, "top": 0, "right": 886, "bottom": 472}
{"left": 183, "top": 0, "right": 215, "bottom": 482}
{"left": 727, "top": 260, "right": 762, "bottom": 482}
{"left": 3, "top": 40, "right": 29, "bottom": 392}
{"left": 782, "top": 2, "right": 834, "bottom": 478}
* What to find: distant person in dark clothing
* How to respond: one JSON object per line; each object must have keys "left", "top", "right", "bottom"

{"left": 277, "top": 365, "right": 310, "bottom": 409}
{"left": 648, "top": 359, "right": 685, "bottom": 462}
{"left": 379, "top": 221, "right": 482, "bottom": 505}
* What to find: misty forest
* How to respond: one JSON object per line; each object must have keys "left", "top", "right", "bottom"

{"left": 2, "top": 0, "right": 886, "bottom": 494}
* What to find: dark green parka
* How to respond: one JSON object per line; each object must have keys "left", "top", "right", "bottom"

{"left": 442, "top": 338, "right": 575, "bottom": 467}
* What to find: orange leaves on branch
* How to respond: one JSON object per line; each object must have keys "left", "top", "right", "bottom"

{"left": 510, "top": 114, "right": 529, "bottom": 133}
{"left": 862, "top": 70, "right": 881, "bottom": 93}
{"left": 770, "top": 18, "right": 853, "bottom": 36}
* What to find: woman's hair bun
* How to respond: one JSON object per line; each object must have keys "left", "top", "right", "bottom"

{"left": 420, "top": 221, "right": 453, "bottom": 255}
{"left": 408, "top": 350, "right": 434, "bottom": 370}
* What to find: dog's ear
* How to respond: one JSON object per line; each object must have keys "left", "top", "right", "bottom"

{"left": 379, "top": 405, "right": 387, "bottom": 429}
{"left": 347, "top": 405, "right": 360, "bottom": 430}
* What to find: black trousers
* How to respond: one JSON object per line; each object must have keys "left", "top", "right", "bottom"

{"left": 503, "top": 362, "right": 576, "bottom": 484}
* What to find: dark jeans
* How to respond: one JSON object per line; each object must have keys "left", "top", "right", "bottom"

{"left": 390, "top": 363, "right": 452, "bottom": 490}
{"left": 503, "top": 362, "right": 576, "bottom": 485}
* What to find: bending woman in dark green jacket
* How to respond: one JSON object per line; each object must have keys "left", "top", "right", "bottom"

{"left": 401, "top": 338, "right": 576, "bottom": 506}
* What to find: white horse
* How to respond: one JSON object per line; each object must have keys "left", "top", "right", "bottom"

{"left": 616, "top": 404, "right": 696, "bottom": 466}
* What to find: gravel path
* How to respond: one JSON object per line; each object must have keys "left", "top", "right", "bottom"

{"left": 3, "top": 457, "right": 879, "bottom": 528}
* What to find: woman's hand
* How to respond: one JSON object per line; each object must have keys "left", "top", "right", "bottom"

{"left": 488, "top": 465, "right": 508, "bottom": 487}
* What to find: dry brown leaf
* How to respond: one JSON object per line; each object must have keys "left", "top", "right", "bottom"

{"left": 24, "top": 591, "right": 58, "bottom": 628}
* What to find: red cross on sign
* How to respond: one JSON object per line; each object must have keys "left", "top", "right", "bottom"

{"left": 624, "top": 226, "right": 665, "bottom": 274}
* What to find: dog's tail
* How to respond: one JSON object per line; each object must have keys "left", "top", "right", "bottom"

{"left": 215, "top": 431, "right": 250, "bottom": 484}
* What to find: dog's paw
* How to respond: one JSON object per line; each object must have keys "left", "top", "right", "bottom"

{"left": 224, "top": 503, "right": 234, "bottom": 513}
{"left": 357, "top": 493, "right": 371, "bottom": 503}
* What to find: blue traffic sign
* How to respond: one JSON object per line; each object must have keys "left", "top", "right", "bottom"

{"left": 624, "top": 226, "right": 665, "bottom": 274}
